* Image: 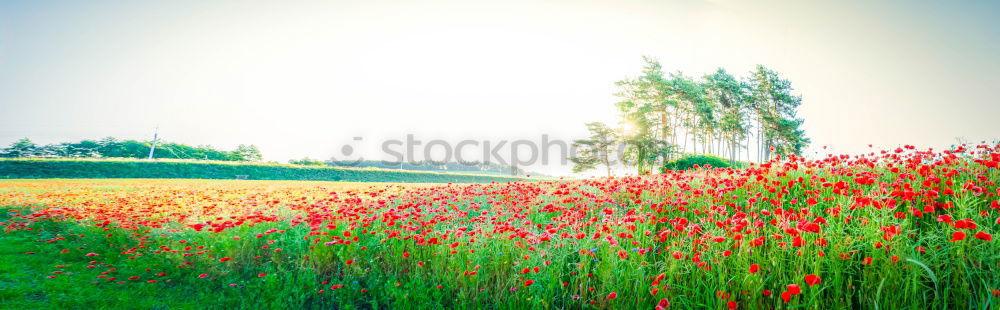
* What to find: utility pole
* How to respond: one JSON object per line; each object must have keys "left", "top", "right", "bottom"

{"left": 147, "top": 126, "right": 159, "bottom": 160}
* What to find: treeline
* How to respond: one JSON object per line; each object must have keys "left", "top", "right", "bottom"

{"left": 0, "top": 137, "right": 263, "bottom": 161}
{"left": 572, "top": 57, "right": 809, "bottom": 175}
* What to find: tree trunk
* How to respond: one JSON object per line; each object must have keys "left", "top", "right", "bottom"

{"left": 660, "top": 106, "right": 670, "bottom": 159}
{"left": 731, "top": 135, "right": 737, "bottom": 165}
{"left": 757, "top": 116, "right": 762, "bottom": 163}
{"left": 692, "top": 127, "right": 697, "bottom": 155}
{"left": 683, "top": 126, "right": 689, "bottom": 155}
{"left": 691, "top": 111, "right": 697, "bottom": 155}
{"left": 604, "top": 153, "right": 612, "bottom": 177}
{"left": 717, "top": 133, "right": 723, "bottom": 158}
{"left": 671, "top": 111, "right": 678, "bottom": 150}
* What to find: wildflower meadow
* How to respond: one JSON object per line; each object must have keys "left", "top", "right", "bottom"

{"left": 1, "top": 144, "right": 998, "bottom": 309}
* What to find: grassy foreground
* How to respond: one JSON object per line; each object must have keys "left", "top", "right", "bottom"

{"left": 0, "top": 180, "right": 425, "bottom": 309}
{"left": 1, "top": 145, "right": 999, "bottom": 309}
{"left": 0, "top": 158, "right": 527, "bottom": 183}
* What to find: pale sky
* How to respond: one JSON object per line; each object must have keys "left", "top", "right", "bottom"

{"left": 1, "top": 0, "right": 998, "bottom": 176}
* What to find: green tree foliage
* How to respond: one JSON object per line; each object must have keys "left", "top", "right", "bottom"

{"left": 570, "top": 122, "right": 620, "bottom": 176}
{"left": 613, "top": 57, "right": 680, "bottom": 174}
{"left": 747, "top": 65, "right": 810, "bottom": 160}
{"left": 1, "top": 138, "right": 39, "bottom": 158}
{"left": 585, "top": 57, "right": 809, "bottom": 175}
{"left": 703, "top": 68, "right": 750, "bottom": 164}
{"left": 289, "top": 158, "right": 327, "bottom": 166}
{"left": 668, "top": 72, "right": 711, "bottom": 155}
{"left": 232, "top": 144, "right": 263, "bottom": 162}
{"left": 623, "top": 133, "right": 673, "bottom": 175}
{"left": 0, "top": 137, "right": 263, "bottom": 161}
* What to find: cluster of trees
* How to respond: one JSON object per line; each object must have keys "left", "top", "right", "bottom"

{"left": 572, "top": 57, "right": 809, "bottom": 175}
{"left": 0, "top": 137, "right": 263, "bottom": 161}
{"left": 288, "top": 158, "right": 327, "bottom": 166}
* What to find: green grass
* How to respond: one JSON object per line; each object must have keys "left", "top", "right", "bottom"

{"left": 0, "top": 221, "right": 200, "bottom": 309}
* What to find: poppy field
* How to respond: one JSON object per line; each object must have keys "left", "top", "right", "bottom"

{"left": 2, "top": 145, "right": 1000, "bottom": 309}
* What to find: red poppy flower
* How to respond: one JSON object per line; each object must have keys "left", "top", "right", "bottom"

{"left": 781, "top": 291, "right": 792, "bottom": 303}
{"left": 655, "top": 298, "right": 670, "bottom": 310}
{"left": 805, "top": 274, "right": 821, "bottom": 286}
{"left": 749, "top": 264, "right": 760, "bottom": 274}
{"left": 975, "top": 231, "right": 993, "bottom": 241}
{"left": 787, "top": 284, "right": 801, "bottom": 295}
{"left": 951, "top": 231, "right": 967, "bottom": 242}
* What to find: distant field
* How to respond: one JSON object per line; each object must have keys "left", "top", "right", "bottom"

{"left": 0, "top": 158, "right": 529, "bottom": 183}
{"left": 0, "top": 179, "right": 427, "bottom": 195}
